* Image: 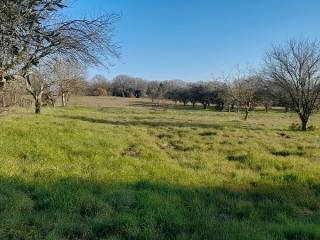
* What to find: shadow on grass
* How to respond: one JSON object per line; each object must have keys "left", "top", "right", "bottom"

{"left": 0, "top": 176, "right": 319, "bottom": 239}
{"left": 129, "top": 101, "right": 218, "bottom": 112}
{"left": 128, "top": 101, "right": 169, "bottom": 108}
{"left": 128, "top": 100, "right": 289, "bottom": 113}
{"left": 169, "top": 105, "right": 216, "bottom": 111}
{"left": 60, "top": 115, "right": 270, "bottom": 132}
{"left": 129, "top": 101, "right": 220, "bottom": 112}
{"left": 60, "top": 115, "right": 225, "bottom": 129}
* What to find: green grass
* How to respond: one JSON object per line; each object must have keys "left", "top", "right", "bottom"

{"left": 0, "top": 97, "right": 320, "bottom": 239}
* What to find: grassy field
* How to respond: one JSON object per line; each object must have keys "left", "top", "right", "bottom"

{"left": 0, "top": 96, "right": 320, "bottom": 240}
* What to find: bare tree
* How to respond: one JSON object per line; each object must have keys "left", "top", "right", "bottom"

{"left": 227, "top": 79, "right": 241, "bottom": 113}
{"left": 52, "top": 59, "right": 86, "bottom": 107}
{"left": 228, "top": 71, "right": 258, "bottom": 120}
{"left": 0, "top": 78, "right": 26, "bottom": 107}
{"left": 239, "top": 77, "right": 258, "bottom": 120}
{"left": 255, "top": 87, "right": 272, "bottom": 112}
{"left": 0, "top": 0, "right": 120, "bottom": 113}
{"left": 87, "top": 75, "right": 111, "bottom": 96}
{"left": 25, "top": 66, "right": 56, "bottom": 113}
{"left": 265, "top": 38, "right": 320, "bottom": 130}
{"left": 147, "top": 81, "right": 163, "bottom": 102}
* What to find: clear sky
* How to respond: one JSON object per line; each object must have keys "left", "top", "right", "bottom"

{"left": 64, "top": 0, "right": 320, "bottom": 81}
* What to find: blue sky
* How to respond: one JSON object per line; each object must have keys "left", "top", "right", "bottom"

{"left": 65, "top": 0, "right": 320, "bottom": 81}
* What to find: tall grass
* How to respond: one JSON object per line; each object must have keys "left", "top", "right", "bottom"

{"left": 0, "top": 98, "right": 319, "bottom": 239}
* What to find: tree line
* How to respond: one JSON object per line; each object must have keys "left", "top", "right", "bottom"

{"left": 1, "top": 1, "right": 320, "bottom": 131}
{"left": 85, "top": 71, "right": 289, "bottom": 121}
{"left": 86, "top": 39, "right": 320, "bottom": 131}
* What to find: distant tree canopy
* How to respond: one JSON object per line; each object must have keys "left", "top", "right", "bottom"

{"left": 91, "top": 73, "right": 280, "bottom": 118}
{"left": 84, "top": 71, "right": 293, "bottom": 119}
{"left": 112, "top": 75, "right": 146, "bottom": 98}
{"left": 87, "top": 75, "right": 111, "bottom": 96}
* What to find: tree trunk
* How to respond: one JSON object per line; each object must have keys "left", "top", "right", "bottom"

{"left": 244, "top": 107, "right": 249, "bottom": 120}
{"left": 34, "top": 94, "right": 42, "bottom": 114}
{"left": 13, "top": 94, "right": 16, "bottom": 105}
{"left": 192, "top": 102, "right": 195, "bottom": 108}
{"left": 300, "top": 115, "right": 309, "bottom": 131}
{"left": 61, "top": 93, "right": 66, "bottom": 107}
{"left": 301, "top": 121, "right": 307, "bottom": 131}
{"left": 203, "top": 103, "right": 207, "bottom": 109}
{"left": 2, "top": 95, "right": 5, "bottom": 107}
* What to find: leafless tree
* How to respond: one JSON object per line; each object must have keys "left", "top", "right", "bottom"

{"left": 0, "top": 78, "right": 26, "bottom": 107}
{"left": 239, "top": 76, "right": 259, "bottom": 120}
{"left": 227, "top": 70, "right": 258, "bottom": 120}
{"left": 226, "top": 84, "right": 240, "bottom": 113}
{"left": 265, "top": 38, "right": 320, "bottom": 130}
{"left": 52, "top": 59, "right": 86, "bottom": 107}
{"left": 25, "top": 65, "right": 57, "bottom": 113}
{"left": 146, "top": 81, "right": 163, "bottom": 102}
{"left": 0, "top": 0, "right": 120, "bottom": 113}
{"left": 87, "top": 75, "right": 111, "bottom": 96}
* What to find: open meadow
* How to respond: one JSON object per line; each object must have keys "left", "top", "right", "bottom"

{"left": 3, "top": 1, "right": 320, "bottom": 239}
{"left": 0, "top": 97, "right": 319, "bottom": 239}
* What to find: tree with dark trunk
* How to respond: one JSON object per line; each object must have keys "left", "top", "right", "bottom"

{"left": 24, "top": 68, "right": 54, "bottom": 114}
{"left": 176, "top": 88, "right": 190, "bottom": 106}
{"left": 35, "top": 96, "right": 42, "bottom": 114}
{"left": 265, "top": 38, "right": 320, "bottom": 131}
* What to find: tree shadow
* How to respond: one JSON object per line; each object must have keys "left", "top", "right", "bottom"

{"left": 129, "top": 101, "right": 216, "bottom": 112}
{"left": 128, "top": 101, "right": 169, "bottom": 108}
{"left": 59, "top": 114, "right": 271, "bottom": 132}
{"left": 130, "top": 102, "right": 222, "bottom": 113}
{"left": 60, "top": 115, "right": 225, "bottom": 130}
{"left": 128, "top": 102, "right": 291, "bottom": 121}
{"left": 169, "top": 105, "right": 216, "bottom": 111}
{"left": 0, "top": 176, "right": 319, "bottom": 239}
